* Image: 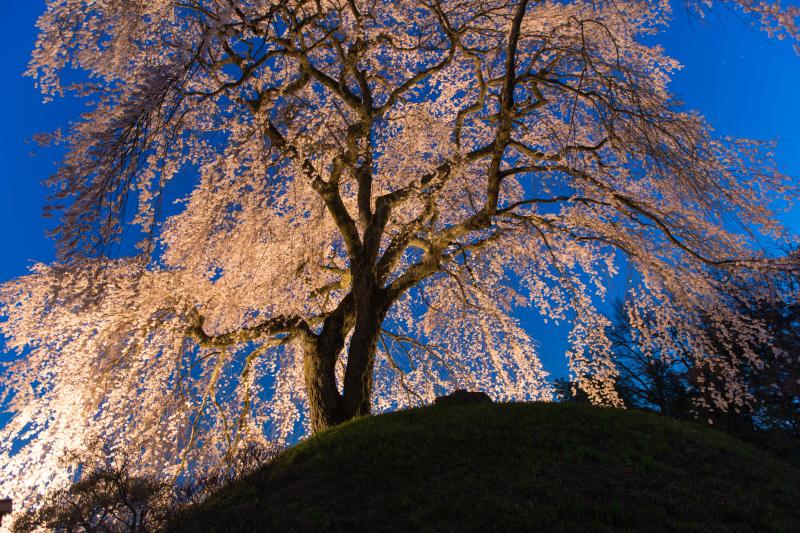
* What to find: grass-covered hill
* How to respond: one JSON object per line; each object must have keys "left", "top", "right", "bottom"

{"left": 171, "top": 402, "right": 800, "bottom": 532}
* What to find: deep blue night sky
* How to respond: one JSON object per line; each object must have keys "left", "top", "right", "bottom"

{"left": 1, "top": 1, "right": 799, "bottom": 378}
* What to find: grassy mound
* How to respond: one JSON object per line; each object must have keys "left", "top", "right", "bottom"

{"left": 171, "top": 402, "right": 800, "bottom": 532}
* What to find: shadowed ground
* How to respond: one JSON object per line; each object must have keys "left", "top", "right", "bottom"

{"left": 171, "top": 402, "right": 800, "bottom": 532}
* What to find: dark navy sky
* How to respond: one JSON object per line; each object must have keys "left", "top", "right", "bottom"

{"left": 1, "top": 2, "right": 799, "bottom": 378}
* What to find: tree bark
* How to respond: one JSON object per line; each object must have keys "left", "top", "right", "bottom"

{"left": 302, "top": 295, "right": 353, "bottom": 433}
{"left": 301, "top": 281, "right": 388, "bottom": 431}
{"left": 302, "top": 338, "right": 343, "bottom": 433}
{"left": 342, "top": 285, "right": 388, "bottom": 419}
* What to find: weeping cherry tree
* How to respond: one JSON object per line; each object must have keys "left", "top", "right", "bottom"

{"left": 1, "top": 0, "right": 798, "bottom": 511}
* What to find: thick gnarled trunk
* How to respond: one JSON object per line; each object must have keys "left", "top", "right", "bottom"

{"left": 302, "top": 295, "right": 351, "bottom": 432}
{"left": 301, "top": 281, "right": 388, "bottom": 433}
{"left": 302, "top": 337, "right": 344, "bottom": 433}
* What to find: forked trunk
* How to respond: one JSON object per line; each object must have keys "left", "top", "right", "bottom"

{"left": 301, "top": 285, "right": 387, "bottom": 433}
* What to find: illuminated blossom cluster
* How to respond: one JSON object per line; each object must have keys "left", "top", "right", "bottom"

{"left": 1, "top": 0, "right": 797, "bottom": 520}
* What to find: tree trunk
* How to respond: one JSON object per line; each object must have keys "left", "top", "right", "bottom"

{"left": 302, "top": 336, "right": 343, "bottom": 433}
{"left": 302, "top": 295, "right": 353, "bottom": 433}
{"left": 301, "top": 268, "right": 389, "bottom": 432}
{"left": 342, "top": 277, "right": 388, "bottom": 420}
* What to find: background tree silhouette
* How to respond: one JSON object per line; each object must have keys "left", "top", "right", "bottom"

{"left": 599, "top": 266, "right": 800, "bottom": 459}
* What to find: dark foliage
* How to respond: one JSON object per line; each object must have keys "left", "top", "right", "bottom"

{"left": 172, "top": 441, "right": 282, "bottom": 509}
{"left": 11, "top": 442, "right": 281, "bottom": 533}
{"left": 553, "top": 377, "right": 591, "bottom": 404}
{"left": 11, "top": 457, "right": 172, "bottom": 533}
{"left": 600, "top": 276, "right": 800, "bottom": 462}
{"left": 433, "top": 389, "right": 493, "bottom": 406}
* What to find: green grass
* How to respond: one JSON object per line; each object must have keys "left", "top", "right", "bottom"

{"left": 171, "top": 402, "right": 800, "bottom": 532}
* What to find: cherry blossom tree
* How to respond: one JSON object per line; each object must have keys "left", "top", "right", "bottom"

{"left": 1, "top": 0, "right": 798, "bottom": 513}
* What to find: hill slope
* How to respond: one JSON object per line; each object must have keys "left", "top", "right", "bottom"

{"left": 172, "top": 402, "right": 800, "bottom": 532}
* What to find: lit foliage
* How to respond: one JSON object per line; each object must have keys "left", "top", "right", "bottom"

{"left": 0, "top": 0, "right": 797, "bottom": 516}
